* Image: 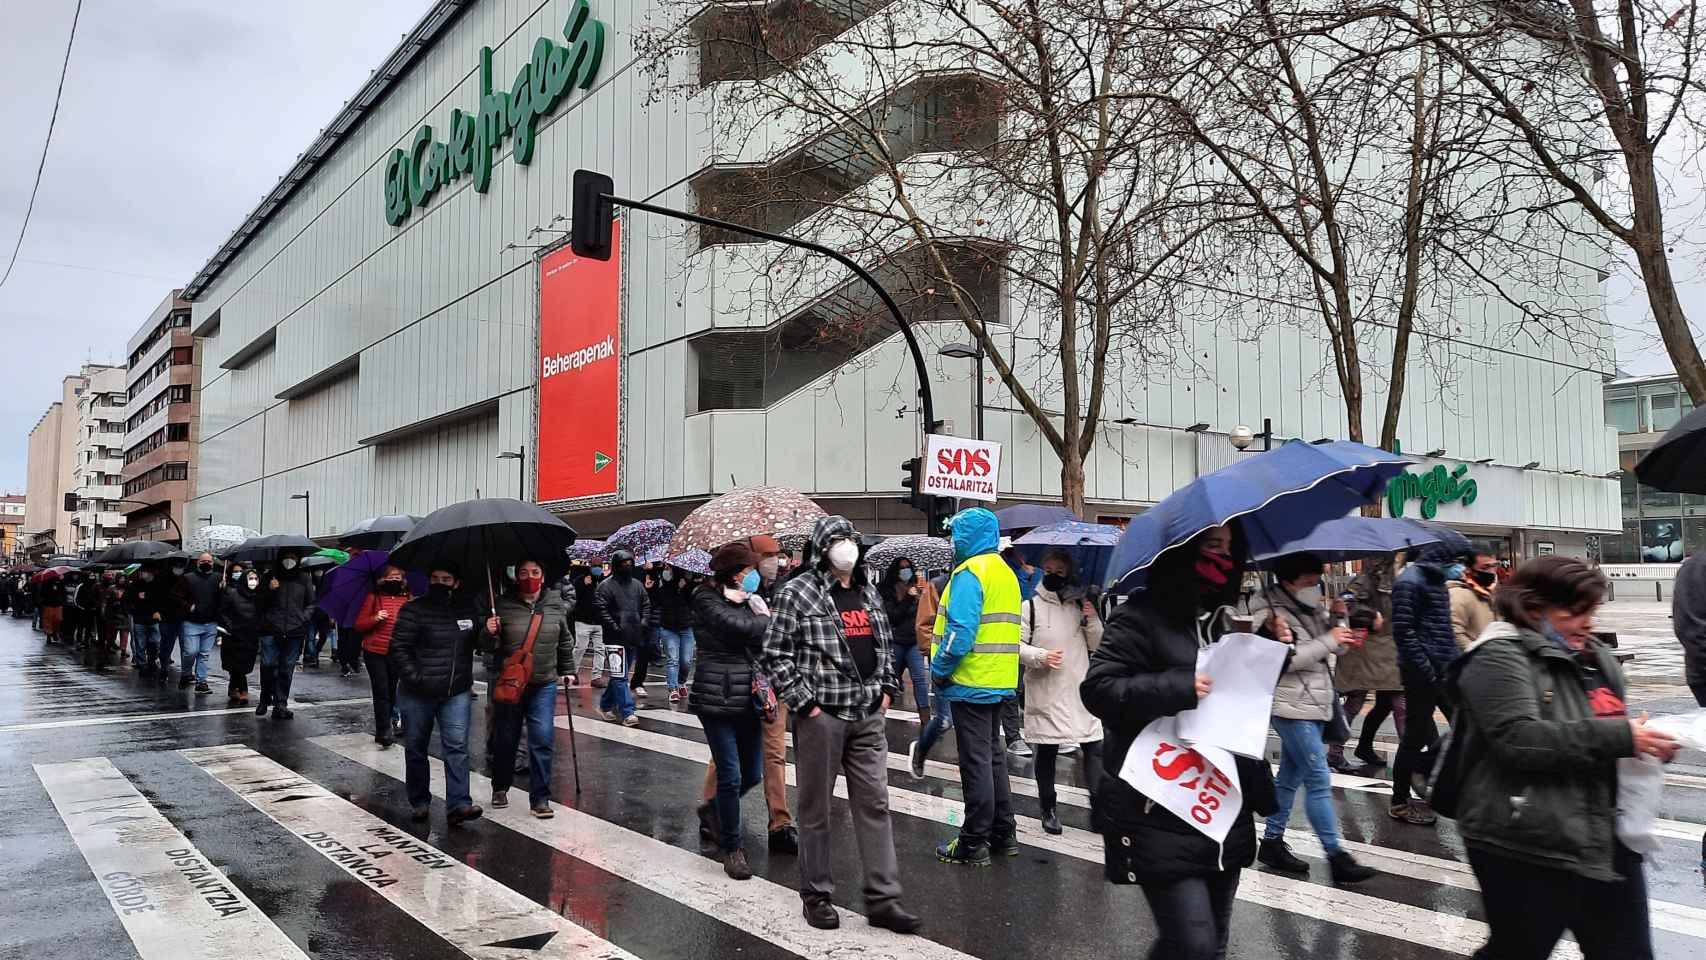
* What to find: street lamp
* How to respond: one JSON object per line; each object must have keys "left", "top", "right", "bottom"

{"left": 289, "top": 492, "right": 311, "bottom": 537}
{"left": 497, "top": 445, "right": 527, "bottom": 501}
{"left": 1229, "top": 418, "right": 1274, "bottom": 452}
{"left": 939, "top": 342, "right": 985, "bottom": 440}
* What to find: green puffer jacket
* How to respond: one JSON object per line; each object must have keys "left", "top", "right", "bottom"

{"left": 1448, "top": 621, "right": 1636, "bottom": 883}
{"left": 491, "top": 592, "right": 576, "bottom": 687}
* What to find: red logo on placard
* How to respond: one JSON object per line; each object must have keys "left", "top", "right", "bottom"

{"left": 1153, "top": 742, "right": 1232, "bottom": 825}
{"left": 935, "top": 447, "right": 993, "bottom": 477}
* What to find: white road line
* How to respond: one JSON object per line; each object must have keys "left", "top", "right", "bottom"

{"left": 0, "top": 697, "right": 372, "bottom": 734}
{"left": 558, "top": 716, "right": 1585, "bottom": 957}
{"left": 33, "top": 757, "right": 310, "bottom": 960}
{"left": 315, "top": 733, "right": 979, "bottom": 960}
{"left": 628, "top": 708, "right": 1706, "bottom": 936}
{"left": 181, "top": 744, "right": 636, "bottom": 960}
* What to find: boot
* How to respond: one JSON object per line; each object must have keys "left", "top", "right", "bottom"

{"left": 1329, "top": 851, "right": 1377, "bottom": 884}
{"left": 1040, "top": 804, "right": 1063, "bottom": 836}
{"left": 1258, "top": 838, "right": 1310, "bottom": 874}
{"left": 696, "top": 801, "right": 721, "bottom": 858}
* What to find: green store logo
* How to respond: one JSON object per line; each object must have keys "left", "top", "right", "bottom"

{"left": 1386, "top": 463, "right": 1478, "bottom": 520}
{"left": 383, "top": 0, "right": 606, "bottom": 227}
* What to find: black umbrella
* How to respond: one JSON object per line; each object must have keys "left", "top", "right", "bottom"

{"left": 388, "top": 498, "right": 577, "bottom": 587}
{"left": 226, "top": 534, "right": 321, "bottom": 564}
{"left": 96, "top": 541, "right": 176, "bottom": 565}
{"left": 1635, "top": 404, "right": 1706, "bottom": 494}
{"left": 340, "top": 514, "right": 422, "bottom": 550}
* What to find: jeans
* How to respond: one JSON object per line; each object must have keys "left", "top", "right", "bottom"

{"left": 794, "top": 709, "right": 902, "bottom": 908}
{"left": 159, "top": 620, "right": 181, "bottom": 668}
{"left": 1140, "top": 869, "right": 1242, "bottom": 960}
{"left": 365, "top": 649, "right": 399, "bottom": 739}
{"left": 570, "top": 622, "right": 604, "bottom": 678}
{"left": 398, "top": 687, "right": 473, "bottom": 811}
{"left": 1330, "top": 689, "right": 1408, "bottom": 764}
{"left": 950, "top": 699, "right": 1016, "bottom": 845}
{"left": 1392, "top": 675, "right": 1452, "bottom": 807}
{"left": 303, "top": 621, "right": 332, "bottom": 664}
{"left": 1467, "top": 843, "right": 1651, "bottom": 960}
{"left": 660, "top": 627, "right": 695, "bottom": 690}
{"left": 132, "top": 621, "right": 162, "bottom": 670}
{"left": 178, "top": 621, "right": 219, "bottom": 682}
{"left": 260, "top": 634, "right": 304, "bottom": 707}
{"left": 599, "top": 674, "right": 635, "bottom": 718}
{"left": 916, "top": 688, "right": 954, "bottom": 759}
{"left": 491, "top": 681, "right": 558, "bottom": 807}
{"left": 892, "top": 643, "right": 929, "bottom": 711}
{"left": 700, "top": 714, "right": 763, "bottom": 852}
{"left": 1264, "top": 717, "right": 1343, "bottom": 854}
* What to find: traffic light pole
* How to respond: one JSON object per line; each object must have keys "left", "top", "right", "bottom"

{"left": 597, "top": 190, "right": 944, "bottom": 533}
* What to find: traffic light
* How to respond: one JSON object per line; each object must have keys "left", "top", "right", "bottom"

{"left": 898, "top": 457, "right": 923, "bottom": 510}
{"left": 63, "top": 492, "right": 78, "bottom": 512}
{"left": 571, "top": 169, "right": 614, "bottom": 260}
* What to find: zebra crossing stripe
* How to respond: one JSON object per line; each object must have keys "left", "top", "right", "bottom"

{"left": 33, "top": 757, "right": 310, "bottom": 960}
{"left": 180, "top": 743, "right": 637, "bottom": 960}
{"left": 553, "top": 714, "right": 1592, "bottom": 958}
{"left": 312, "top": 733, "right": 983, "bottom": 960}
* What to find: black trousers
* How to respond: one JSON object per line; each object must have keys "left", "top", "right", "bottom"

{"left": 1139, "top": 869, "right": 1242, "bottom": 960}
{"left": 1000, "top": 670, "right": 1025, "bottom": 744}
{"left": 1467, "top": 843, "right": 1652, "bottom": 960}
{"left": 337, "top": 630, "right": 363, "bottom": 671}
{"left": 1392, "top": 676, "right": 1451, "bottom": 807}
{"left": 630, "top": 628, "right": 658, "bottom": 690}
{"left": 1033, "top": 741, "right": 1104, "bottom": 819}
{"left": 951, "top": 700, "right": 1016, "bottom": 845}
{"left": 365, "top": 650, "right": 399, "bottom": 739}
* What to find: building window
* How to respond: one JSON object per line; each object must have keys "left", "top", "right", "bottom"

{"left": 1606, "top": 395, "right": 1640, "bottom": 433}
{"left": 168, "top": 385, "right": 191, "bottom": 404}
{"left": 163, "top": 462, "right": 188, "bottom": 481}
{"left": 1650, "top": 391, "right": 1681, "bottom": 432}
{"left": 166, "top": 423, "right": 189, "bottom": 442}
{"left": 171, "top": 346, "right": 193, "bottom": 366}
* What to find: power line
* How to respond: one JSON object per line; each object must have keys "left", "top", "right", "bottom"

{"left": 0, "top": 0, "right": 84, "bottom": 293}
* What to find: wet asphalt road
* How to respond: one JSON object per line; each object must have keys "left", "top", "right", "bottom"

{"left": 1, "top": 611, "right": 1703, "bottom": 960}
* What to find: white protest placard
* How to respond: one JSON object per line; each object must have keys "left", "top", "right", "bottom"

{"left": 922, "top": 435, "right": 1002, "bottom": 502}
{"left": 1176, "top": 632, "right": 1290, "bottom": 759}
{"left": 1118, "top": 715, "right": 1243, "bottom": 847}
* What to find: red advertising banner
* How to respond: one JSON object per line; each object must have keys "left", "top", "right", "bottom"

{"left": 537, "top": 223, "right": 621, "bottom": 503}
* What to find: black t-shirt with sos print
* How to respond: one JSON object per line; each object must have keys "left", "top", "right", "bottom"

{"left": 833, "top": 584, "right": 880, "bottom": 680}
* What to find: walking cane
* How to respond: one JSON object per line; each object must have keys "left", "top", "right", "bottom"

{"left": 564, "top": 689, "right": 582, "bottom": 795}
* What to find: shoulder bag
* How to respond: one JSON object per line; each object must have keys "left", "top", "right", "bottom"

{"left": 494, "top": 608, "right": 545, "bottom": 706}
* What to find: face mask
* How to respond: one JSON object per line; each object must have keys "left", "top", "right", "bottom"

{"left": 1291, "top": 583, "right": 1324, "bottom": 607}
{"left": 281, "top": 558, "right": 298, "bottom": 571}
{"left": 740, "top": 569, "right": 762, "bottom": 594}
{"left": 1445, "top": 563, "right": 1465, "bottom": 581}
{"left": 613, "top": 564, "right": 632, "bottom": 581}
{"left": 827, "top": 539, "right": 859, "bottom": 573}
{"left": 428, "top": 583, "right": 453, "bottom": 602}
{"left": 377, "top": 579, "right": 404, "bottom": 595}
{"left": 197, "top": 562, "right": 213, "bottom": 573}
{"left": 759, "top": 556, "right": 781, "bottom": 581}
{"left": 1041, "top": 572, "right": 1070, "bottom": 593}
{"left": 140, "top": 572, "right": 154, "bottom": 582}
{"left": 171, "top": 565, "right": 186, "bottom": 576}
{"left": 661, "top": 569, "right": 674, "bottom": 582}
{"left": 1195, "top": 549, "right": 1234, "bottom": 587}
{"left": 245, "top": 576, "right": 259, "bottom": 589}
{"left": 1471, "top": 569, "right": 1497, "bottom": 588}
{"left": 517, "top": 574, "right": 544, "bottom": 594}
{"left": 898, "top": 568, "right": 914, "bottom": 582}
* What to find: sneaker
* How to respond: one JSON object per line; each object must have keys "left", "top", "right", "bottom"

{"left": 908, "top": 740, "right": 927, "bottom": 781}
{"left": 376, "top": 736, "right": 393, "bottom": 749}
{"left": 1395, "top": 800, "right": 1437, "bottom": 825}
{"left": 1329, "top": 851, "right": 1377, "bottom": 884}
{"left": 1327, "top": 754, "right": 1359, "bottom": 774}
{"left": 1354, "top": 749, "right": 1387, "bottom": 768}
{"left": 622, "top": 714, "right": 640, "bottom": 727}
{"left": 272, "top": 707, "right": 294, "bottom": 720}
{"left": 722, "top": 849, "right": 753, "bottom": 881}
{"left": 601, "top": 710, "right": 620, "bottom": 722}
{"left": 410, "top": 806, "right": 430, "bottom": 822}
{"left": 447, "top": 804, "right": 484, "bottom": 826}
{"left": 255, "top": 702, "right": 268, "bottom": 717}
{"left": 1410, "top": 772, "right": 1432, "bottom": 801}
{"left": 990, "top": 834, "right": 1020, "bottom": 858}
{"left": 1041, "top": 806, "right": 1062, "bottom": 836}
{"left": 1007, "top": 739, "right": 1033, "bottom": 758}
{"left": 339, "top": 667, "right": 351, "bottom": 678}
{"left": 937, "top": 837, "right": 992, "bottom": 866}
{"left": 866, "top": 903, "right": 923, "bottom": 935}
{"left": 668, "top": 689, "right": 681, "bottom": 703}
{"left": 194, "top": 682, "right": 211, "bottom": 694}
{"left": 769, "top": 824, "right": 799, "bottom": 856}
{"left": 633, "top": 686, "right": 648, "bottom": 699}
{"left": 802, "top": 899, "right": 839, "bottom": 929}
{"left": 491, "top": 791, "right": 509, "bottom": 810}
{"left": 530, "top": 804, "right": 554, "bottom": 819}
{"left": 678, "top": 684, "right": 690, "bottom": 700}
{"left": 591, "top": 676, "right": 608, "bottom": 688}
{"left": 1258, "top": 838, "right": 1310, "bottom": 874}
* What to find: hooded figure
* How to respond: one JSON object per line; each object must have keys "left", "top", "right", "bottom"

{"left": 1388, "top": 540, "right": 1465, "bottom": 824}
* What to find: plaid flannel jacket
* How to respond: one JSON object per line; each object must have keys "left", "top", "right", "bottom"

{"left": 761, "top": 568, "right": 900, "bottom": 721}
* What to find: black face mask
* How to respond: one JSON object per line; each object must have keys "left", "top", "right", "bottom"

{"left": 197, "top": 562, "right": 213, "bottom": 573}
{"left": 427, "top": 583, "right": 454, "bottom": 602}
{"left": 613, "top": 564, "right": 633, "bottom": 581}
{"left": 1471, "top": 569, "right": 1497, "bottom": 588}
{"left": 377, "top": 580, "right": 405, "bottom": 595}
{"left": 1042, "top": 572, "right": 1071, "bottom": 594}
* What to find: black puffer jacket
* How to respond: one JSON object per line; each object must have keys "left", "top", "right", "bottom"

{"left": 220, "top": 583, "right": 266, "bottom": 636}
{"left": 390, "top": 591, "right": 485, "bottom": 699}
{"left": 1080, "top": 591, "right": 1276, "bottom": 885}
{"left": 689, "top": 584, "right": 768, "bottom": 718}
{"left": 262, "top": 570, "right": 315, "bottom": 638}
{"left": 1392, "top": 545, "right": 1459, "bottom": 683}
{"left": 655, "top": 576, "right": 696, "bottom": 631}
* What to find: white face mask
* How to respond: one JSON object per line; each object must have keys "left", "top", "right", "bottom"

{"left": 662, "top": 569, "right": 674, "bottom": 582}
{"left": 828, "top": 539, "right": 859, "bottom": 573}
{"left": 759, "top": 556, "right": 781, "bottom": 581}
{"left": 281, "top": 558, "right": 298, "bottom": 570}
{"left": 245, "top": 577, "right": 259, "bottom": 589}
{"left": 1292, "top": 583, "right": 1324, "bottom": 607}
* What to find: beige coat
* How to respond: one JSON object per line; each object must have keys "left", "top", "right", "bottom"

{"left": 1448, "top": 579, "right": 1495, "bottom": 652}
{"left": 1018, "top": 586, "right": 1104, "bottom": 745}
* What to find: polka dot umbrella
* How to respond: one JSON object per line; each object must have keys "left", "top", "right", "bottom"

{"left": 668, "top": 486, "right": 828, "bottom": 554}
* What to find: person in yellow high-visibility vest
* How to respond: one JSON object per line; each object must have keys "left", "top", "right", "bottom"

{"left": 930, "top": 506, "right": 1023, "bottom": 866}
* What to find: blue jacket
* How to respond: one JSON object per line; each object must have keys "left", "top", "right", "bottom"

{"left": 1391, "top": 553, "right": 1458, "bottom": 682}
{"left": 931, "top": 507, "right": 1016, "bottom": 704}
{"left": 1008, "top": 556, "right": 1044, "bottom": 601}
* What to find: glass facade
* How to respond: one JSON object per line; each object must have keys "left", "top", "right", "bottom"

{"left": 1603, "top": 377, "right": 1701, "bottom": 562}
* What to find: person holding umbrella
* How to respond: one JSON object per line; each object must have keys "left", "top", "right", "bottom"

{"left": 389, "top": 563, "right": 486, "bottom": 826}
{"left": 38, "top": 570, "right": 67, "bottom": 646}
{"left": 220, "top": 564, "right": 265, "bottom": 706}
{"left": 126, "top": 567, "right": 163, "bottom": 674}
{"left": 260, "top": 550, "right": 315, "bottom": 719}
{"left": 486, "top": 558, "right": 575, "bottom": 818}
{"left": 174, "top": 553, "right": 224, "bottom": 693}
{"left": 1016, "top": 548, "right": 1104, "bottom": 836}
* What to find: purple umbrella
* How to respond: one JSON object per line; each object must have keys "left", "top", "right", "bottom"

{"left": 317, "top": 550, "right": 427, "bottom": 627}
{"left": 608, "top": 519, "right": 676, "bottom": 560}
{"left": 566, "top": 538, "right": 610, "bottom": 563}
{"left": 668, "top": 548, "right": 713, "bottom": 576}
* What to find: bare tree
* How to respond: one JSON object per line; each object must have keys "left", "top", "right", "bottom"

{"left": 1360, "top": 0, "right": 1706, "bottom": 403}
{"left": 637, "top": 0, "right": 1241, "bottom": 515}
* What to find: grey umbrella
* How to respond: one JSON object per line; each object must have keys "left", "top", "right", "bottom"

{"left": 226, "top": 534, "right": 321, "bottom": 564}
{"left": 95, "top": 541, "right": 176, "bottom": 565}
{"left": 340, "top": 515, "right": 422, "bottom": 550}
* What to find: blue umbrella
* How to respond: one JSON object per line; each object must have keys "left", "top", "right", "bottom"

{"left": 1014, "top": 520, "right": 1124, "bottom": 588}
{"left": 1107, "top": 440, "right": 1410, "bottom": 591}
{"left": 994, "top": 503, "right": 1076, "bottom": 532}
{"left": 1249, "top": 515, "right": 1464, "bottom": 565}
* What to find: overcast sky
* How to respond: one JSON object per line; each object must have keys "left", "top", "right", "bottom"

{"left": 0, "top": 0, "right": 426, "bottom": 492}
{"left": 0, "top": 1, "right": 1701, "bottom": 496}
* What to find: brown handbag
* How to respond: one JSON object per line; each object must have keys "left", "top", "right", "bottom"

{"left": 493, "top": 609, "right": 545, "bottom": 705}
